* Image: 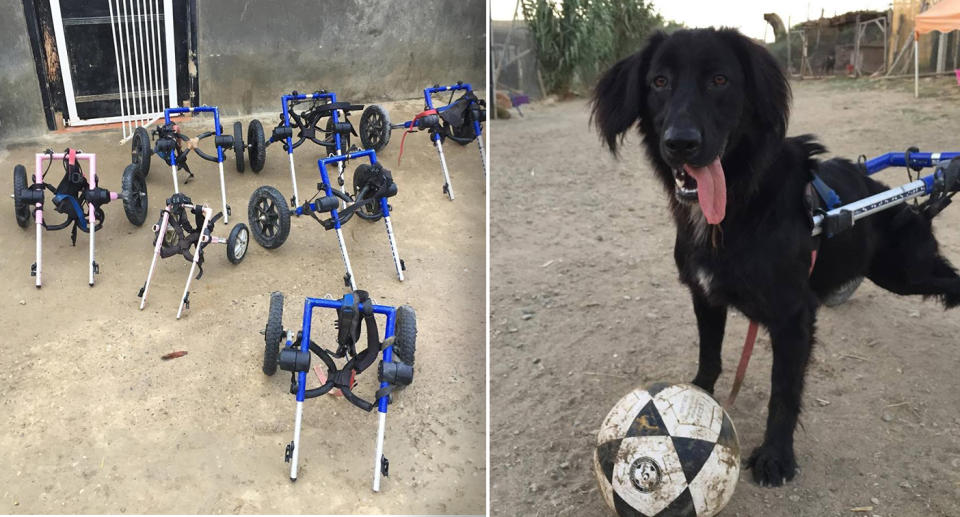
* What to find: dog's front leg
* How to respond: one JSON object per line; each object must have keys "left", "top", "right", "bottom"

{"left": 747, "top": 304, "right": 815, "bottom": 487}
{"left": 690, "top": 291, "right": 727, "bottom": 394}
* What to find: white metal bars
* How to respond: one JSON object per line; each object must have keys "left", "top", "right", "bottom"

{"left": 100, "top": 0, "right": 178, "bottom": 140}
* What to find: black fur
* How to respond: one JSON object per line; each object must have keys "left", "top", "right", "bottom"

{"left": 592, "top": 28, "right": 960, "bottom": 486}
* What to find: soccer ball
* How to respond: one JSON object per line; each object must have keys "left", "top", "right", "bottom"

{"left": 594, "top": 383, "right": 740, "bottom": 517}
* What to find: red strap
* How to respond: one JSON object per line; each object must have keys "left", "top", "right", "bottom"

{"left": 68, "top": 148, "right": 76, "bottom": 166}
{"left": 397, "top": 108, "right": 437, "bottom": 166}
{"left": 725, "top": 250, "right": 818, "bottom": 408}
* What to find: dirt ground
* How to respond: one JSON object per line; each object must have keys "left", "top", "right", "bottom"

{"left": 491, "top": 77, "right": 960, "bottom": 517}
{"left": 0, "top": 97, "right": 485, "bottom": 514}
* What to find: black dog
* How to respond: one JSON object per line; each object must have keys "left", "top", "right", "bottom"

{"left": 591, "top": 28, "right": 960, "bottom": 486}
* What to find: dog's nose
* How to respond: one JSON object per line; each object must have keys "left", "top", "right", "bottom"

{"left": 663, "top": 127, "right": 702, "bottom": 156}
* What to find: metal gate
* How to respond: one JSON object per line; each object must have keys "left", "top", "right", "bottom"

{"left": 49, "top": 0, "right": 178, "bottom": 140}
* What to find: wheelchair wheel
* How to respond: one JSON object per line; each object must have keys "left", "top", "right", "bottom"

{"left": 352, "top": 164, "right": 384, "bottom": 221}
{"left": 263, "top": 291, "right": 284, "bottom": 376}
{"left": 121, "top": 164, "right": 149, "bottom": 226}
{"left": 248, "top": 119, "right": 266, "bottom": 173}
{"left": 324, "top": 116, "right": 345, "bottom": 156}
{"left": 248, "top": 185, "right": 290, "bottom": 249}
{"left": 13, "top": 165, "right": 30, "bottom": 228}
{"left": 233, "top": 121, "right": 245, "bottom": 173}
{"left": 131, "top": 126, "right": 151, "bottom": 178}
{"left": 226, "top": 223, "right": 249, "bottom": 264}
{"left": 822, "top": 276, "right": 863, "bottom": 307}
{"left": 359, "top": 104, "right": 391, "bottom": 152}
{"left": 393, "top": 305, "right": 416, "bottom": 367}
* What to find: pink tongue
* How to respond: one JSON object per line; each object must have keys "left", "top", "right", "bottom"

{"left": 684, "top": 158, "right": 726, "bottom": 225}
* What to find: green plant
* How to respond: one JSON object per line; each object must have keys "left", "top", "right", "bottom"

{"left": 521, "top": 0, "right": 673, "bottom": 96}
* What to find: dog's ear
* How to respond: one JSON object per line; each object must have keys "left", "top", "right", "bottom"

{"left": 718, "top": 29, "right": 791, "bottom": 140}
{"left": 591, "top": 32, "right": 666, "bottom": 153}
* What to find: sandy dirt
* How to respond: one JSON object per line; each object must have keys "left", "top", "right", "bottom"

{"left": 490, "top": 77, "right": 960, "bottom": 516}
{"left": 0, "top": 97, "right": 485, "bottom": 514}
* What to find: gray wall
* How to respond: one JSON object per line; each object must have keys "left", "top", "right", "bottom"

{"left": 197, "top": 0, "right": 486, "bottom": 116}
{"left": 0, "top": 0, "right": 46, "bottom": 140}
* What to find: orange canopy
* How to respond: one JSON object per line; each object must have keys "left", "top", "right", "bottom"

{"left": 916, "top": 0, "right": 960, "bottom": 37}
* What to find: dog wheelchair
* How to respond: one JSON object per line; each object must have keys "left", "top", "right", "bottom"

{"left": 129, "top": 106, "right": 262, "bottom": 223}
{"left": 11, "top": 149, "right": 148, "bottom": 287}
{"left": 261, "top": 290, "right": 416, "bottom": 488}
{"left": 248, "top": 90, "right": 390, "bottom": 208}
{"left": 812, "top": 149, "right": 960, "bottom": 306}
{"left": 367, "top": 81, "right": 486, "bottom": 200}
{"left": 137, "top": 192, "right": 249, "bottom": 319}
{"left": 247, "top": 149, "right": 405, "bottom": 290}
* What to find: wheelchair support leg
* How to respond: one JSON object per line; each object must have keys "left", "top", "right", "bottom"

{"left": 434, "top": 135, "right": 455, "bottom": 201}
{"left": 381, "top": 197, "right": 404, "bottom": 282}
{"left": 177, "top": 207, "right": 212, "bottom": 319}
{"left": 140, "top": 209, "right": 170, "bottom": 310}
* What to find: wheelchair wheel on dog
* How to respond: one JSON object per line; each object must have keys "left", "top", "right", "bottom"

{"left": 13, "top": 165, "right": 30, "bottom": 228}
{"left": 233, "top": 121, "right": 246, "bottom": 173}
{"left": 359, "top": 104, "right": 391, "bottom": 152}
{"left": 248, "top": 119, "right": 266, "bottom": 173}
{"left": 353, "top": 164, "right": 384, "bottom": 221}
{"left": 248, "top": 185, "right": 290, "bottom": 249}
{"left": 822, "top": 276, "right": 863, "bottom": 307}
{"left": 226, "top": 223, "right": 249, "bottom": 264}
{"left": 131, "top": 126, "right": 151, "bottom": 178}
{"left": 121, "top": 164, "right": 149, "bottom": 226}
{"left": 263, "top": 291, "right": 284, "bottom": 376}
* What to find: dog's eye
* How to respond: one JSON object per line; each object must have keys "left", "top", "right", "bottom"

{"left": 712, "top": 74, "right": 728, "bottom": 86}
{"left": 652, "top": 76, "right": 668, "bottom": 89}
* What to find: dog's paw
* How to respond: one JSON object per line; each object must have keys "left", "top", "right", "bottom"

{"left": 746, "top": 445, "right": 797, "bottom": 487}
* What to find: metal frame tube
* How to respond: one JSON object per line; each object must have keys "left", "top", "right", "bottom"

{"left": 381, "top": 197, "right": 404, "bottom": 282}
{"left": 434, "top": 135, "right": 455, "bottom": 200}
{"left": 108, "top": 0, "right": 129, "bottom": 140}
{"left": 140, "top": 208, "right": 170, "bottom": 309}
{"left": 87, "top": 154, "right": 98, "bottom": 286}
{"left": 162, "top": 0, "right": 177, "bottom": 108}
{"left": 177, "top": 205, "right": 212, "bottom": 319}
{"left": 33, "top": 154, "right": 44, "bottom": 287}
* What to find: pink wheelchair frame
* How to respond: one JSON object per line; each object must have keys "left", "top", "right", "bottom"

{"left": 31, "top": 152, "right": 117, "bottom": 287}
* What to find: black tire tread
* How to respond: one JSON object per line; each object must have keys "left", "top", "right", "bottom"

{"left": 359, "top": 104, "right": 391, "bottom": 152}
{"left": 263, "top": 291, "right": 284, "bottom": 375}
{"left": 248, "top": 119, "right": 266, "bottom": 173}
{"left": 247, "top": 185, "right": 290, "bottom": 249}
{"left": 121, "top": 164, "right": 148, "bottom": 226}
{"left": 233, "top": 121, "right": 245, "bottom": 173}
{"left": 13, "top": 165, "right": 30, "bottom": 228}
{"left": 132, "top": 126, "right": 151, "bottom": 178}
{"left": 226, "top": 223, "right": 249, "bottom": 264}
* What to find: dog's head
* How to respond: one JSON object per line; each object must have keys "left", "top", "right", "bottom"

{"left": 591, "top": 28, "right": 790, "bottom": 225}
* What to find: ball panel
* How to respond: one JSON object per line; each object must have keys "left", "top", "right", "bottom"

{"left": 715, "top": 412, "right": 739, "bottom": 457}
{"left": 652, "top": 487, "right": 697, "bottom": 517}
{"left": 671, "top": 436, "right": 716, "bottom": 484}
{"left": 687, "top": 444, "right": 741, "bottom": 517}
{"left": 596, "top": 438, "right": 623, "bottom": 484}
{"left": 613, "top": 492, "right": 652, "bottom": 517}
{"left": 625, "top": 400, "right": 670, "bottom": 438}
{"left": 595, "top": 447, "right": 617, "bottom": 511}
{"left": 599, "top": 388, "right": 653, "bottom": 443}
{"left": 653, "top": 384, "right": 722, "bottom": 442}
{"left": 612, "top": 436, "right": 686, "bottom": 516}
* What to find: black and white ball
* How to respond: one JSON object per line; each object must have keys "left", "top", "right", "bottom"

{"left": 594, "top": 383, "right": 740, "bottom": 517}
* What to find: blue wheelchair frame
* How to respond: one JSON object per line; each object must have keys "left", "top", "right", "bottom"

{"left": 267, "top": 91, "right": 352, "bottom": 207}
{"left": 812, "top": 150, "right": 960, "bottom": 237}
{"left": 394, "top": 82, "right": 486, "bottom": 200}
{"left": 159, "top": 106, "right": 233, "bottom": 223}
{"left": 283, "top": 295, "right": 398, "bottom": 490}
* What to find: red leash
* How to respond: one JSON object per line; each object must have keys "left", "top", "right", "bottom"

{"left": 725, "top": 250, "right": 817, "bottom": 407}
{"left": 397, "top": 108, "right": 437, "bottom": 166}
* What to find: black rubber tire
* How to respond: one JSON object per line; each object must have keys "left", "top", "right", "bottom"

{"left": 393, "top": 305, "right": 417, "bottom": 368}
{"left": 248, "top": 185, "right": 290, "bottom": 249}
{"left": 121, "top": 163, "right": 149, "bottom": 226}
{"left": 359, "top": 104, "right": 391, "bottom": 152}
{"left": 13, "top": 165, "right": 30, "bottom": 228}
{"left": 352, "top": 163, "right": 384, "bottom": 221}
{"left": 263, "top": 291, "right": 284, "bottom": 376}
{"left": 226, "top": 223, "right": 249, "bottom": 264}
{"left": 248, "top": 119, "right": 266, "bottom": 173}
{"left": 822, "top": 276, "right": 864, "bottom": 307}
{"left": 233, "top": 121, "right": 245, "bottom": 173}
{"left": 131, "top": 126, "right": 151, "bottom": 178}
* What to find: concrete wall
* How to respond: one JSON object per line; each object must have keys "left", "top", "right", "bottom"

{"left": 197, "top": 0, "right": 486, "bottom": 116}
{"left": 0, "top": 0, "right": 46, "bottom": 140}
